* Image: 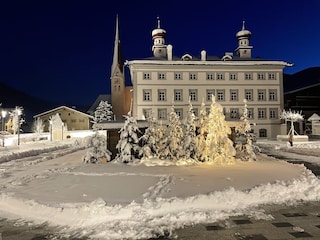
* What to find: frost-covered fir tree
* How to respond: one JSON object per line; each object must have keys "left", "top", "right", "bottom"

{"left": 32, "top": 117, "right": 45, "bottom": 134}
{"left": 158, "top": 105, "right": 184, "bottom": 161}
{"left": 93, "top": 100, "right": 113, "bottom": 130}
{"left": 139, "top": 111, "right": 164, "bottom": 159}
{"left": 83, "top": 132, "right": 111, "bottom": 163}
{"left": 235, "top": 99, "right": 259, "bottom": 161}
{"left": 115, "top": 113, "right": 141, "bottom": 164}
{"left": 196, "top": 100, "right": 208, "bottom": 162}
{"left": 182, "top": 100, "right": 199, "bottom": 160}
{"left": 204, "top": 95, "right": 235, "bottom": 164}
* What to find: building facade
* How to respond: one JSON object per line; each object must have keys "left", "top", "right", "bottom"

{"left": 118, "top": 18, "right": 292, "bottom": 138}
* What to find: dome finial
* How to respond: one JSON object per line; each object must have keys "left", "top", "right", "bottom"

{"left": 157, "top": 16, "right": 161, "bottom": 28}
{"left": 242, "top": 20, "right": 246, "bottom": 30}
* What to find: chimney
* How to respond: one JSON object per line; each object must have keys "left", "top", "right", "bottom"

{"left": 167, "top": 44, "right": 173, "bottom": 61}
{"left": 201, "top": 50, "right": 206, "bottom": 61}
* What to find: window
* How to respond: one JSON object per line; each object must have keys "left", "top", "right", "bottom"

{"left": 192, "top": 108, "right": 198, "bottom": 117}
{"left": 143, "top": 109, "right": 152, "bottom": 119}
{"left": 269, "top": 108, "right": 278, "bottom": 119}
{"left": 174, "top": 72, "right": 182, "bottom": 80}
{"left": 143, "top": 89, "right": 152, "bottom": 101}
{"left": 174, "top": 89, "right": 183, "bottom": 101}
{"left": 71, "top": 119, "right": 77, "bottom": 123}
{"left": 268, "top": 73, "right": 276, "bottom": 80}
{"left": 143, "top": 72, "right": 151, "bottom": 80}
{"left": 217, "top": 73, "right": 224, "bottom": 80}
{"left": 189, "top": 89, "right": 198, "bottom": 101}
{"left": 230, "top": 89, "right": 238, "bottom": 101}
{"left": 158, "top": 73, "right": 166, "bottom": 80}
{"left": 258, "top": 90, "right": 266, "bottom": 101}
{"left": 207, "top": 72, "right": 214, "bottom": 80}
{"left": 269, "top": 89, "right": 277, "bottom": 101}
{"left": 217, "top": 90, "right": 225, "bottom": 101}
{"left": 258, "top": 108, "right": 266, "bottom": 119}
{"left": 158, "top": 89, "right": 166, "bottom": 101}
{"left": 229, "top": 73, "right": 237, "bottom": 80}
{"left": 257, "top": 73, "right": 265, "bottom": 80}
{"left": 245, "top": 73, "right": 252, "bottom": 80}
{"left": 245, "top": 89, "right": 253, "bottom": 101}
{"left": 158, "top": 108, "right": 167, "bottom": 120}
{"left": 189, "top": 73, "right": 197, "bottom": 80}
{"left": 259, "top": 129, "right": 267, "bottom": 138}
{"left": 206, "top": 89, "right": 215, "bottom": 101}
{"left": 247, "top": 108, "right": 254, "bottom": 119}
{"left": 230, "top": 108, "right": 239, "bottom": 119}
{"left": 175, "top": 108, "right": 183, "bottom": 119}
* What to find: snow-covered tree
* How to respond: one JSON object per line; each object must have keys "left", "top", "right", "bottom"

{"left": 182, "top": 100, "right": 199, "bottom": 160}
{"left": 9, "top": 106, "right": 24, "bottom": 135}
{"left": 196, "top": 100, "right": 208, "bottom": 162}
{"left": 83, "top": 132, "right": 111, "bottom": 164}
{"left": 158, "top": 105, "right": 184, "bottom": 161}
{"left": 280, "top": 109, "right": 304, "bottom": 136}
{"left": 115, "top": 113, "right": 141, "bottom": 164}
{"left": 139, "top": 111, "right": 164, "bottom": 159}
{"left": 93, "top": 100, "right": 113, "bottom": 130}
{"left": 235, "top": 99, "right": 259, "bottom": 161}
{"left": 204, "top": 96, "right": 235, "bottom": 164}
{"left": 32, "top": 117, "right": 45, "bottom": 134}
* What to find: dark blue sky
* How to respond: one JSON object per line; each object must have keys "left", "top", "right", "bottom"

{"left": 0, "top": 0, "right": 319, "bottom": 107}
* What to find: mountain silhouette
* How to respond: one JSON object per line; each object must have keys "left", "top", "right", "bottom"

{"left": 284, "top": 67, "right": 320, "bottom": 93}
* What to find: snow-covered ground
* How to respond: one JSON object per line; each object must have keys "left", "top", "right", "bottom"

{"left": 0, "top": 139, "right": 320, "bottom": 239}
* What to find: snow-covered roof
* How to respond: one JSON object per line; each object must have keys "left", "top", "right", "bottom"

{"left": 33, "top": 105, "right": 94, "bottom": 119}
{"left": 308, "top": 113, "right": 320, "bottom": 122}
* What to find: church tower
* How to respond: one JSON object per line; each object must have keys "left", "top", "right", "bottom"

{"left": 152, "top": 17, "right": 167, "bottom": 58}
{"left": 111, "top": 15, "right": 126, "bottom": 120}
{"left": 235, "top": 21, "right": 253, "bottom": 58}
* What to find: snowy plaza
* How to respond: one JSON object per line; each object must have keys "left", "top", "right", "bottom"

{"left": 0, "top": 139, "right": 320, "bottom": 239}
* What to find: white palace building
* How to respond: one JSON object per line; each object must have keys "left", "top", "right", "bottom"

{"left": 110, "top": 16, "right": 292, "bottom": 139}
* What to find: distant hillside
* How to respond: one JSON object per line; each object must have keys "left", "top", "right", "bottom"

{"left": 284, "top": 67, "right": 320, "bottom": 93}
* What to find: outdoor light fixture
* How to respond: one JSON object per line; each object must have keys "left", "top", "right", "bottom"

{"left": 1, "top": 110, "right": 7, "bottom": 132}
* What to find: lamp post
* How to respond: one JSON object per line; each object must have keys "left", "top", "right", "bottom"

{"left": 17, "top": 109, "right": 22, "bottom": 146}
{"left": 49, "top": 119, "right": 53, "bottom": 141}
{"left": 61, "top": 122, "right": 64, "bottom": 140}
{"left": 1, "top": 110, "right": 7, "bottom": 131}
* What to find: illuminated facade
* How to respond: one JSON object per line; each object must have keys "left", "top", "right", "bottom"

{"left": 113, "top": 18, "right": 292, "bottom": 138}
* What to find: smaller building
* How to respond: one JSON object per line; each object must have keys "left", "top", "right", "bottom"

{"left": 33, "top": 106, "right": 94, "bottom": 132}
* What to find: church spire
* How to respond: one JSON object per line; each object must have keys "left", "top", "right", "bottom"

{"left": 111, "top": 14, "right": 123, "bottom": 76}
{"left": 151, "top": 17, "right": 167, "bottom": 58}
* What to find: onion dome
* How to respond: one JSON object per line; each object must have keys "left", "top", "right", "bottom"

{"left": 236, "top": 21, "right": 251, "bottom": 39}
{"left": 152, "top": 17, "right": 166, "bottom": 40}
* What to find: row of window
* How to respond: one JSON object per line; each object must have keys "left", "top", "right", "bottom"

{"left": 143, "top": 72, "right": 277, "bottom": 81}
{"left": 142, "top": 89, "right": 278, "bottom": 102}
{"left": 143, "top": 107, "right": 279, "bottom": 121}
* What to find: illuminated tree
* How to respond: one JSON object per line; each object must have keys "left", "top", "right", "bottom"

{"left": 83, "top": 132, "right": 111, "bottom": 164}
{"left": 93, "top": 100, "right": 113, "bottom": 130}
{"left": 9, "top": 106, "right": 24, "bottom": 135}
{"left": 280, "top": 109, "right": 304, "bottom": 136}
{"left": 196, "top": 100, "right": 208, "bottom": 162}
